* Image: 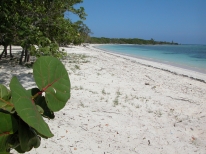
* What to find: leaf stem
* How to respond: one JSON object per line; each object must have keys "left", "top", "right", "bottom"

{"left": 32, "top": 79, "right": 58, "bottom": 100}
{"left": 42, "top": 79, "right": 58, "bottom": 92}
{"left": 32, "top": 91, "right": 42, "bottom": 100}
{"left": 0, "top": 132, "right": 10, "bottom": 137}
{"left": 0, "top": 98, "right": 14, "bottom": 107}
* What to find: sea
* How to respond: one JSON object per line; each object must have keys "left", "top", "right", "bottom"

{"left": 96, "top": 44, "right": 206, "bottom": 74}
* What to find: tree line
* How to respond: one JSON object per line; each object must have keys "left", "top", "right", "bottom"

{"left": 86, "top": 37, "right": 178, "bottom": 45}
{"left": 0, "top": 0, "right": 91, "bottom": 64}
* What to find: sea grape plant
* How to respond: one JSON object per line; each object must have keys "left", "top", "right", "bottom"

{"left": 0, "top": 56, "right": 70, "bottom": 153}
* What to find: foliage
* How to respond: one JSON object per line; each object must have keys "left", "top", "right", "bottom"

{"left": 0, "top": 0, "right": 89, "bottom": 63}
{"left": 72, "top": 20, "right": 92, "bottom": 44}
{"left": 87, "top": 37, "right": 178, "bottom": 45}
{"left": 0, "top": 56, "right": 70, "bottom": 153}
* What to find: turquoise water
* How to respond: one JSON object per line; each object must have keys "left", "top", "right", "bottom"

{"left": 96, "top": 44, "right": 206, "bottom": 74}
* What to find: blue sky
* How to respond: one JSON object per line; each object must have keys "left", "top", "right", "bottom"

{"left": 66, "top": 0, "right": 206, "bottom": 44}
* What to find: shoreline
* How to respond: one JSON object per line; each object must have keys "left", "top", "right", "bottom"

{"left": 91, "top": 44, "right": 206, "bottom": 83}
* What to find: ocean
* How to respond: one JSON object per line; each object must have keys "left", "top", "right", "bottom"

{"left": 96, "top": 44, "right": 206, "bottom": 74}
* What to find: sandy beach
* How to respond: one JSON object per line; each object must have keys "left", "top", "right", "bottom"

{"left": 1, "top": 45, "right": 205, "bottom": 153}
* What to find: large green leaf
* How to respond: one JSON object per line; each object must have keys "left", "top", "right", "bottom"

{"left": 33, "top": 56, "right": 70, "bottom": 112}
{"left": 30, "top": 88, "right": 55, "bottom": 119}
{"left": 0, "top": 85, "right": 14, "bottom": 112}
{"left": 9, "top": 77, "right": 53, "bottom": 138}
{"left": 14, "top": 145, "right": 25, "bottom": 153}
{"left": 0, "top": 135, "right": 10, "bottom": 152}
{"left": 0, "top": 112, "right": 18, "bottom": 152}
{"left": 6, "top": 134, "right": 20, "bottom": 151}
{"left": 18, "top": 119, "right": 41, "bottom": 152}
{"left": 0, "top": 112, "right": 17, "bottom": 136}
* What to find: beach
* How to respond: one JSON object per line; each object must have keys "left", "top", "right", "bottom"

{"left": 1, "top": 45, "right": 205, "bottom": 153}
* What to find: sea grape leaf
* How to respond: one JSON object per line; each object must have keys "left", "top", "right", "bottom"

{"left": 0, "top": 135, "right": 10, "bottom": 152}
{"left": 6, "top": 134, "right": 20, "bottom": 150}
{"left": 14, "top": 145, "right": 25, "bottom": 153}
{"left": 0, "top": 112, "right": 18, "bottom": 136}
{"left": 18, "top": 119, "right": 41, "bottom": 152}
{"left": 33, "top": 56, "right": 70, "bottom": 112}
{"left": 9, "top": 76, "right": 53, "bottom": 138}
{"left": 0, "top": 85, "right": 14, "bottom": 112}
{"left": 29, "top": 88, "right": 55, "bottom": 119}
{"left": 14, "top": 145, "right": 26, "bottom": 153}
{"left": 0, "top": 112, "right": 18, "bottom": 152}
{"left": 35, "top": 105, "right": 44, "bottom": 115}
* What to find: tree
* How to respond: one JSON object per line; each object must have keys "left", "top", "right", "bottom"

{"left": 88, "top": 37, "right": 178, "bottom": 45}
{"left": 0, "top": 0, "right": 18, "bottom": 59}
{"left": 149, "top": 38, "right": 155, "bottom": 44}
{"left": 0, "top": 0, "right": 88, "bottom": 64}
{"left": 73, "top": 20, "right": 92, "bottom": 43}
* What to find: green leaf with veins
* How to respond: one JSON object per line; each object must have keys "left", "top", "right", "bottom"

{"left": 18, "top": 119, "right": 41, "bottom": 152}
{"left": 0, "top": 112, "right": 18, "bottom": 152}
{"left": 30, "top": 88, "right": 55, "bottom": 119}
{"left": 33, "top": 56, "right": 70, "bottom": 112}
{"left": 0, "top": 85, "right": 14, "bottom": 112}
{"left": 9, "top": 77, "right": 53, "bottom": 138}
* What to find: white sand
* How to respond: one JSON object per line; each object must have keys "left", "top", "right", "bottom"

{"left": 1, "top": 45, "right": 205, "bottom": 154}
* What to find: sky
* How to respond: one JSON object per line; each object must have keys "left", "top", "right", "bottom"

{"left": 65, "top": 0, "right": 206, "bottom": 44}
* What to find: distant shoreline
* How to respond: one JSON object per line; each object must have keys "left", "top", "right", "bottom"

{"left": 91, "top": 44, "right": 206, "bottom": 83}
{"left": 87, "top": 37, "right": 178, "bottom": 45}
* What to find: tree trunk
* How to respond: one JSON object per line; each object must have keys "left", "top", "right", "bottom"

{"left": 19, "top": 49, "right": 25, "bottom": 65}
{"left": 9, "top": 44, "right": 13, "bottom": 58}
{"left": 4, "top": 45, "right": 7, "bottom": 57}
{"left": 0, "top": 45, "right": 8, "bottom": 59}
{"left": 24, "top": 48, "right": 30, "bottom": 63}
{"left": 27, "top": 50, "right": 30, "bottom": 62}
{"left": 24, "top": 48, "right": 28, "bottom": 63}
{"left": 0, "top": 48, "right": 5, "bottom": 59}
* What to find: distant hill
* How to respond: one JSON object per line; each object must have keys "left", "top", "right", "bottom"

{"left": 86, "top": 37, "right": 178, "bottom": 45}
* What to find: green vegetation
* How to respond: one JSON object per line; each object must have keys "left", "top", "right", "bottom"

{"left": 0, "top": 0, "right": 91, "bottom": 64}
{"left": 87, "top": 37, "right": 178, "bottom": 45}
{"left": 0, "top": 56, "right": 70, "bottom": 153}
{"left": 67, "top": 53, "right": 89, "bottom": 64}
{"left": 113, "top": 89, "right": 122, "bottom": 106}
{"left": 74, "top": 65, "right": 80, "bottom": 70}
{"left": 116, "top": 89, "right": 122, "bottom": 96}
{"left": 102, "top": 89, "right": 106, "bottom": 95}
{"left": 113, "top": 96, "right": 119, "bottom": 106}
